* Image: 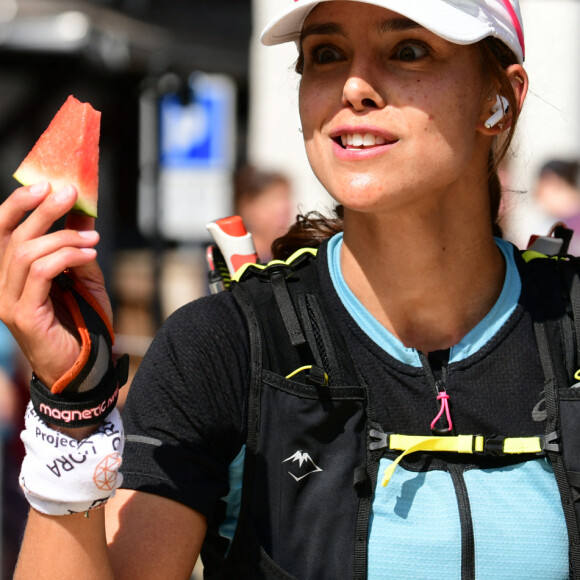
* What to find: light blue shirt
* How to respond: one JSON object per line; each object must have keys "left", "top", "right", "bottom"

{"left": 327, "top": 233, "right": 520, "bottom": 366}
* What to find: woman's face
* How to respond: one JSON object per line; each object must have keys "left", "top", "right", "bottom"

{"left": 298, "top": 1, "right": 495, "bottom": 215}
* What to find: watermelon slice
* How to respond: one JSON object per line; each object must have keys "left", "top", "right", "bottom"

{"left": 13, "top": 95, "right": 101, "bottom": 218}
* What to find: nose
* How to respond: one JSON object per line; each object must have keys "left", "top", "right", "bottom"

{"left": 342, "top": 66, "right": 386, "bottom": 111}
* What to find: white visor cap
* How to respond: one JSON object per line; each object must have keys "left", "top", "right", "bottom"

{"left": 260, "top": 0, "right": 525, "bottom": 64}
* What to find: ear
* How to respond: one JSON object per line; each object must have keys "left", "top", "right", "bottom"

{"left": 478, "top": 65, "right": 528, "bottom": 136}
{"left": 507, "top": 64, "right": 529, "bottom": 111}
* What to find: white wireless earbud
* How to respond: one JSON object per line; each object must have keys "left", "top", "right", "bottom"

{"left": 485, "top": 95, "right": 510, "bottom": 129}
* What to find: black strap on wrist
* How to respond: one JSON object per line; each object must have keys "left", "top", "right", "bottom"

{"left": 29, "top": 270, "right": 130, "bottom": 427}
{"left": 29, "top": 354, "right": 129, "bottom": 428}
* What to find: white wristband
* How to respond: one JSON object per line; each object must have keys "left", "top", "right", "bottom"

{"left": 19, "top": 401, "right": 124, "bottom": 516}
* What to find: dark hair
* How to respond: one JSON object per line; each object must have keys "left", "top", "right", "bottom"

{"left": 272, "top": 206, "right": 344, "bottom": 260}
{"left": 272, "top": 37, "right": 521, "bottom": 260}
{"left": 539, "top": 159, "right": 580, "bottom": 189}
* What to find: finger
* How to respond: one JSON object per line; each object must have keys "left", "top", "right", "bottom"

{"left": 0, "top": 230, "right": 99, "bottom": 307}
{"left": 10, "top": 185, "right": 79, "bottom": 245}
{"left": 1, "top": 245, "right": 98, "bottom": 382}
{"left": 0, "top": 182, "right": 52, "bottom": 240}
{"left": 1, "top": 185, "right": 80, "bottom": 285}
{"left": 11, "top": 246, "right": 98, "bottom": 327}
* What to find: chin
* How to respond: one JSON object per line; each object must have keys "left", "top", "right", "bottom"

{"left": 337, "top": 187, "right": 418, "bottom": 216}
{"left": 322, "top": 173, "right": 386, "bottom": 204}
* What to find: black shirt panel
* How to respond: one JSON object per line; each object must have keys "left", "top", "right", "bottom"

{"left": 120, "top": 291, "right": 249, "bottom": 521}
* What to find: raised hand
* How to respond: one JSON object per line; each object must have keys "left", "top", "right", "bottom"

{"left": 0, "top": 182, "right": 110, "bottom": 388}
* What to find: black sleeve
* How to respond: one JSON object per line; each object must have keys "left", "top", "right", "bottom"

{"left": 119, "top": 291, "right": 249, "bottom": 521}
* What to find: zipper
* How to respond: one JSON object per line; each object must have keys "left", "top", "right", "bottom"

{"left": 419, "top": 351, "right": 476, "bottom": 577}
{"left": 449, "top": 464, "right": 475, "bottom": 580}
{"left": 419, "top": 350, "right": 453, "bottom": 435}
{"left": 369, "top": 351, "right": 477, "bottom": 577}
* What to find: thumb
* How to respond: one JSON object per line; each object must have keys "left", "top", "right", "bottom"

{"left": 69, "top": 258, "right": 113, "bottom": 326}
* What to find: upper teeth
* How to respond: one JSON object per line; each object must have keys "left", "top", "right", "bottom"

{"left": 341, "top": 133, "right": 387, "bottom": 147}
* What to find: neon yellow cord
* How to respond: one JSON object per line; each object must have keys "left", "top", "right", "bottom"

{"left": 285, "top": 365, "right": 329, "bottom": 385}
{"left": 286, "top": 366, "right": 314, "bottom": 380}
{"left": 381, "top": 434, "right": 543, "bottom": 487}
{"left": 382, "top": 436, "right": 475, "bottom": 487}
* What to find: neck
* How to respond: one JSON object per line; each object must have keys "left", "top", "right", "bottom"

{"left": 340, "top": 200, "right": 506, "bottom": 353}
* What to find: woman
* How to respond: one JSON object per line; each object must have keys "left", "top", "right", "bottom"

{"left": 5, "top": 0, "right": 572, "bottom": 578}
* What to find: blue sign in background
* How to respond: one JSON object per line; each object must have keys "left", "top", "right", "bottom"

{"left": 159, "top": 75, "right": 234, "bottom": 169}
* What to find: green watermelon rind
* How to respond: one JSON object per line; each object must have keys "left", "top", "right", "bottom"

{"left": 13, "top": 166, "right": 98, "bottom": 218}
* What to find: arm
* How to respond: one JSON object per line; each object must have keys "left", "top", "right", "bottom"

{"left": 15, "top": 489, "right": 208, "bottom": 580}
{"left": 15, "top": 508, "right": 113, "bottom": 580}
{"left": 0, "top": 184, "right": 121, "bottom": 574}
{"left": 1, "top": 184, "right": 220, "bottom": 577}
{"left": 106, "top": 490, "right": 207, "bottom": 580}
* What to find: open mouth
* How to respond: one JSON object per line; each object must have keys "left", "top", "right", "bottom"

{"left": 335, "top": 133, "right": 393, "bottom": 149}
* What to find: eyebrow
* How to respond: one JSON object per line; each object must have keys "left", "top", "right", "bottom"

{"left": 301, "top": 22, "right": 344, "bottom": 41}
{"left": 301, "top": 17, "right": 423, "bottom": 41}
{"left": 378, "top": 17, "right": 422, "bottom": 34}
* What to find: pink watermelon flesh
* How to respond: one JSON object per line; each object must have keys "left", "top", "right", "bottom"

{"left": 13, "top": 95, "right": 101, "bottom": 217}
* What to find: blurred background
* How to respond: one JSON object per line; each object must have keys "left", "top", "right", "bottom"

{"left": 0, "top": 0, "right": 577, "bottom": 577}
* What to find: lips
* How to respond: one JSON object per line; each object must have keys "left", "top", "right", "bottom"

{"left": 328, "top": 127, "right": 399, "bottom": 162}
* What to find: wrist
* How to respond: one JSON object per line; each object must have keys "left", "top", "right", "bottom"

{"left": 19, "top": 402, "right": 124, "bottom": 516}
{"left": 30, "top": 353, "right": 128, "bottom": 429}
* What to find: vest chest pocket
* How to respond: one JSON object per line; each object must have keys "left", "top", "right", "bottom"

{"left": 246, "top": 369, "right": 367, "bottom": 579}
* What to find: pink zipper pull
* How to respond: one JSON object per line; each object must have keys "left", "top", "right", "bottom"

{"left": 431, "top": 390, "right": 453, "bottom": 435}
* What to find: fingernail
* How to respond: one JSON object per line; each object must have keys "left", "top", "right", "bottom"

{"left": 53, "top": 185, "right": 75, "bottom": 202}
{"left": 29, "top": 182, "right": 49, "bottom": 195}
{"left": 78, "top": 230, "right": 98, "bottom": 240}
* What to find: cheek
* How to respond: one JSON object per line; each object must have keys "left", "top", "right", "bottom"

{"left": 424, "top": 76, "right": 483, "bottom": 131}
{"left": 298, "top": 80, "right": 320, "bottom": 133}
{"left": 299, "top": 74, "right": 342, "bottom": 134}
{"left": 412, "top": 88, "right": 482, "bottom": 153}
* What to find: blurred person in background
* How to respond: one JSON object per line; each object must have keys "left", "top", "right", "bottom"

{"left": 233, "top": 164, "right": 294, "bottom": 262}
{"left": 504, "top": 159, "right": 580, "bottom": 252}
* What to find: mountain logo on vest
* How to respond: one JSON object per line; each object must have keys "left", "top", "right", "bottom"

{"left": 283, "top": 451, "right": 323, "bottom": 482}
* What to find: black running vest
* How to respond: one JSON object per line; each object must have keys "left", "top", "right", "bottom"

{"left": 201, "top": 245, "right": 580, "bottom": 579}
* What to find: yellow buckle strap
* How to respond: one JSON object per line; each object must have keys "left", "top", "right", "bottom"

{"left": 502, "top": 437, "right": 542, "bottom": 454}
{"left": 381, "top": 434, "right": 543, "bottom": 487}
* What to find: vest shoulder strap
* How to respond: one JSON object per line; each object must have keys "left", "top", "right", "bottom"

{"left": 521, "top": 248, "right": 580, "bottom": 575}
{"left": 231, "top": 247, "right": 360, "bottom": 387}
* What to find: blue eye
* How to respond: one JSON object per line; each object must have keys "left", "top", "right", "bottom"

{"left": 395, "top": 43, "right": 428, "bottom": 62}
